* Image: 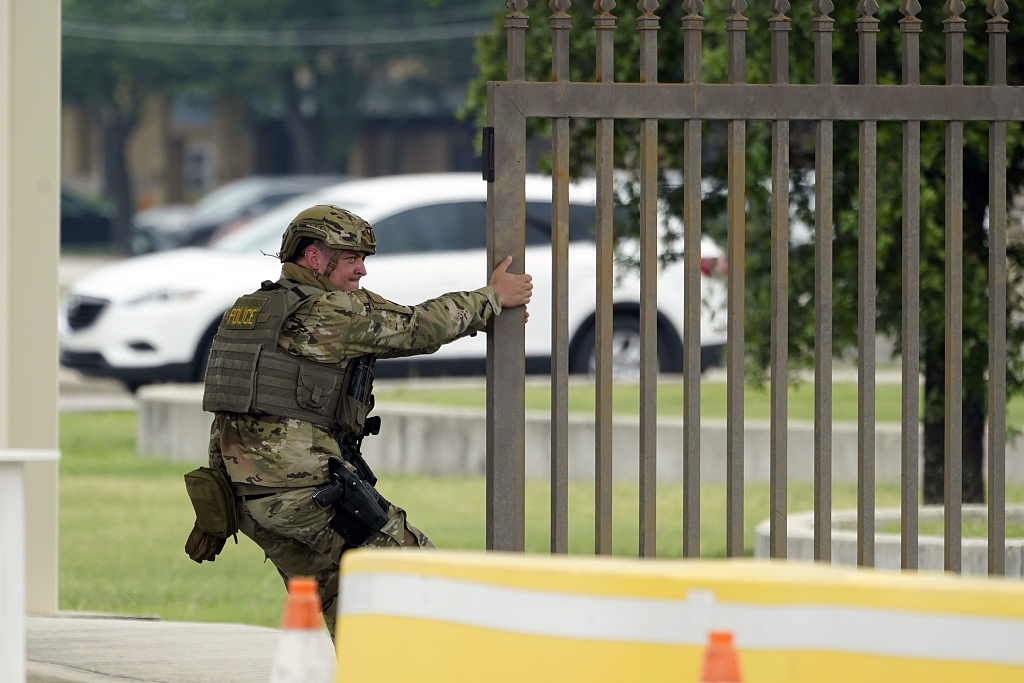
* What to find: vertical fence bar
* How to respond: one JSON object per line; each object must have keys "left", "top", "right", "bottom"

{"left": 899, "top": 0, "right": 922, "bottom": 571}
{"left": 594, "top": 0, "right": 616, "bottom": 557}
{"left": 486, "top": 0, "right": 530, "bottom": 551}
{"left": 768, "top": 0, "right": 791, "bottom": 560}
{"left": 638, "top": 0, "right": 660, "bottom": 558}
{"left": 681, "top": 0, "right": 704, "bottom": 559}
{"left": 505, "top": 0, "right": 528, "bottom": 82}
{"left": 725, "top": 0, "right": 748, "bottom": 559}
{"left": 812, "top": 0, "right": 834, "bottom": 564}
{"left": 986, "top": 0, "right": 1009, "bottom": 576}
{"left": 942, "top": 0, "right": 965, "bottom": 574}
{"left": 856, "top": 0, "right": 879, "bottom": 569}
{"left": 549, "top": 0, "right": 572, "bottom": 555}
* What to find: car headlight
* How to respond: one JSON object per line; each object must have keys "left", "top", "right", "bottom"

{"left": 125, "top": 289, "right": 202, "bottom": 306}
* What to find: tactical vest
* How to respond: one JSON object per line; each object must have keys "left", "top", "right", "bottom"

{"left": 202, "top": 279, "right": 373, "bottom": 434}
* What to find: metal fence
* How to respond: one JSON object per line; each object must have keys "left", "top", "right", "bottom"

{"left": 484, "top": 0, "right": 1016, "bottom": 575}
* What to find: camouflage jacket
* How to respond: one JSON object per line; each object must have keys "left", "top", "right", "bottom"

{"left": 209, "top": 263, "right": 501, "bottom": 487}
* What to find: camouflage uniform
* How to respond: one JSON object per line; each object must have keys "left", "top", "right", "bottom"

{"left": 209, "top": 248, "right": 501, "bottom": 635}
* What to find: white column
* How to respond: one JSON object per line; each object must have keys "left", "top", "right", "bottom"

{"left": 0, "top": 449, "right": 60, "bottom": 683}
{"left": 0, "top": 0, "right": 62, "bottom": 615}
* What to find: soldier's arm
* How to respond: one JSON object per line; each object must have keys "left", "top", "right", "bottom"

{"left": 366, "top": 286, "right": 501, "bottom": 359}
{"left": 287, "top": 257, "right": 531, "bottom": 362}
{"left": 369, "top": 256, "right": 531, "bottom": 357}
{"left": 299, "top": 286, "right": 501, "bottom": 361}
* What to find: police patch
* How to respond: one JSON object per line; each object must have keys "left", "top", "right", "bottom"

{"left": 224, "top": 296, "right": 268, "bottom": 329}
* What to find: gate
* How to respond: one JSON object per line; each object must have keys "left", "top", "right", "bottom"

{"left": 485, "top": 0, "right": 1016, "bottom": 574}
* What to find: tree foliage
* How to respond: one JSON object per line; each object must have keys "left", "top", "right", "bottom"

{"left": 464, "top": 0, "right": 1024, "bottom": 502}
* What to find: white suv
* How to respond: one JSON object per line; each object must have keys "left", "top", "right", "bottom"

{"left": 60, "top": 173, "right": 726, "bottom": 389}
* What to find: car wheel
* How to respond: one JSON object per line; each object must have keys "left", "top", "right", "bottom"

{"left": 569, "top": 312, "right": 683, "bottom": 378}
{"left": 129, "top": 232, "right": 155, "bottom": 255}
{"left": 121, "top": 379, "right": 145, "bottom": 394}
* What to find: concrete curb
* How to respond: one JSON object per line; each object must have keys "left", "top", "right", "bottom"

{"left": 753, "top": 505, "right": 1024, "bottom": 577}
{"left": 136, "top": 383, "right": 1024, "bottom": 484}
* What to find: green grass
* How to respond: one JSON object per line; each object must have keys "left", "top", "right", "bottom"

{"left": 59, "top": 410, "right": 1024, "bottom": 628}
{"left": 60, "top": 412, "right": 286, "bottom": 626}
{"left": 377, "top": 381, "right": 1024, "bottom": 427}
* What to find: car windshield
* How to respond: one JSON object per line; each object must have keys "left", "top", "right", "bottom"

{"left": 191, "top": 180, "right": 267, "bottom": 220}
{"left": 212, "top": 196, "right": 368, "bottom": 255}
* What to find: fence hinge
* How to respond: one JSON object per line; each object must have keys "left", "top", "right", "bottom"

{"left": 482, "top": 127, "right": 495, "bottom": 182}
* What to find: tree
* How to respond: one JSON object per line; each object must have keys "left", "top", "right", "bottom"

{"left": 63, "top": 1, "right": 200, "bottom": 252}
{"left": 196, "top": 0, "right": 486, "bottom": 173}
{"left": 464, "top": 0, "right": 1024, "bottom": 503}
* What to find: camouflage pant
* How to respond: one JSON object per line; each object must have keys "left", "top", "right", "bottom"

{"left": 236, "top": 487, "right": 432, "bottom": 636}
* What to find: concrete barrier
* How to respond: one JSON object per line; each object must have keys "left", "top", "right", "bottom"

{"left": 136, "top": 383, "right": 1024, "bottom": 483}
{"left": 754, "top": 505, "right": 1024, "bottom": 577}
{"left": 336, "top": 549, "right": 1024, "bottom": 683}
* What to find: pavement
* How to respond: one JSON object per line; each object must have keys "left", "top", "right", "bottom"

{"left": 59, "top": 367, "right": 138, "bottom": 412}
{"left": 26, "top": 614, "right": 280, "bottom": 683}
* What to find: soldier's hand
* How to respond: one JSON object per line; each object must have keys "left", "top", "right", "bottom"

{"left": 490, "top": 255, "right": 533, "bottom": 309}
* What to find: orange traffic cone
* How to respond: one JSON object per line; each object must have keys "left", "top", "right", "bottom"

{"left": 700, "top": 631, "right": 743, "bottom": 683}
{"left": 269, "top": 577, "right": 336, "bottom": 683}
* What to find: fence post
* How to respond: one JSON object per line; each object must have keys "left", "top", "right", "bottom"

{"left": 942, "top": 0, "right": 967, "bottom": 574}
{"left": 637, "top": 0, "right": 661, "bottom": 559}
{"left": 549, "top": 0, "right": 572, "bottom": 555}
{"left": 856, "top": 0, "right": 880, "bottom": 569}
{"left": 594, "top": 0, "right": 617, "bottom": 557}
{"left": 725, "top": 0, "right": 749, "bottom": 560}
{"left": 898, "top": 0, "right": 923, "bottom": 572}
{"left": 986, "top": 0, "right": 1009, "bottom": 577}
{"left": 812, "top": 0, "right": 835, "bottom": 564}
{"left": 486, "top": 0, "right": 530, "bottom": 552}
{"left": 768, "top": 0, "right": 792, "bottom": 560}
{"left": 681, "top": 0, "right": 705, "bottom": 560}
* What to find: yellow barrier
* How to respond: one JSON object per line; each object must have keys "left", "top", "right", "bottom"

{"left": 336, "top": 550, "right": 1024, "bottom": 683}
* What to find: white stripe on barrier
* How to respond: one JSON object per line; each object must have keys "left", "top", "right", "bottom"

{"left": 341, "top": 572, "right": 1024, "bottom": 666}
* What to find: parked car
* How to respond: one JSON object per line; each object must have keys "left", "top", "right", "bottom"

{"left": 60, "top": 173, "right": 726, "bottom": 390}
{"left": 129, "top": 175, "right": 347, "bottom": 254}
{"left": 61, "top": 189, "right": 112, "bottom": 247}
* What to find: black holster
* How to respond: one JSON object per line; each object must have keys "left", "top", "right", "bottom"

{"left": 312, "top": 456, "right": 390, "bottom": 546}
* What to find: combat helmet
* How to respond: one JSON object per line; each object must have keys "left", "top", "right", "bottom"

{"left": 279, "top": 205, "right": 377, "bottom": 268}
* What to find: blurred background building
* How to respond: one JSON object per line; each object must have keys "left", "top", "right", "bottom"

{"left": 59, "top": 0, "right": 493, "bottom": 252}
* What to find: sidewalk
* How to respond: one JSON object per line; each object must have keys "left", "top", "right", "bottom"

{"left": 27, "top": 614, "right": 278, "bottom": 683}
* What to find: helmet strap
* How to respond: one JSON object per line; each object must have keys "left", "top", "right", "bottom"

{"left": 324, "top": 250, "right": 342, "bottom": 278}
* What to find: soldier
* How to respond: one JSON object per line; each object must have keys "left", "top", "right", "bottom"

{"left": 201, "top": 205, "right": 532, "bottom": 635}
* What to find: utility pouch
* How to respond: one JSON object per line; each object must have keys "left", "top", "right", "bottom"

{"left": 335, "top": 354, "right": 375, "bottom": 434}
{"left": 312, "top": 458, "right": 390, "bottom": 547}
{"left": 296, "top": 364, "right": 339, "bottom": 415}
{"left": 184, "top": 467, "right": 239, "bottom": 539}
